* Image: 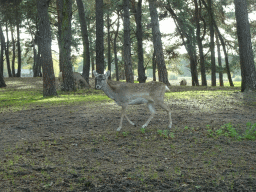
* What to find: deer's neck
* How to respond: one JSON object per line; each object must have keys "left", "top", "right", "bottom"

{"left": 102, "top": 82, "right": 117, "bottom": 100}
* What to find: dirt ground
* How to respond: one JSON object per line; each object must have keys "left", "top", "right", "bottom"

{"left": 0, "top": 77, "right": 256, "bottom": 191}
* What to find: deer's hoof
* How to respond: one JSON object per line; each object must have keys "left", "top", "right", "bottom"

{"left": 116, "top": 127, "right": 122, "bottom": 132}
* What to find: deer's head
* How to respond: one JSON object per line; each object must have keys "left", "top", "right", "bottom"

{"left": 93, "top": 70, "right": 110, "bottom": 89}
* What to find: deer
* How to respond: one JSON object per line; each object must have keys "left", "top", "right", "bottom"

{"left": 93, "top": 70, "right": 172, "bottom": 131}
{"left": 179, "top": 79, "right": 187, "bottom": 86}
{"left": 58, "top": 72, "right": 90, "bottom": 89}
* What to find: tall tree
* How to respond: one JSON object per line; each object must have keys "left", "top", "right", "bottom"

{"left": 123, "top": 0, "right": 134, "bottom": 83}
{"left": 15, "top": 5, "right": 21, "bottom": 77}
{"left": 201, "top": 0, "right": 234, "bottom": 87}
{"left": 165, "top": 2, "right": 199, "bottom": 86}
{"left": 234, "top": 0, "right": 256, "bottom": 92}
{"left": 0, "top": 24, "right": 5, "bottom": 77}
{"left": 0, "top": 23, "right": 6, "bottom": 88}
{"left": 76, "top": 0, "right": 90, "bottom": 84}
{"left": 37, "top": 0, "right": 57, "bottom": 96}
{"left": 194, "top": 0, "right": 207, "bottom": 86}
{"left": 60, "top": 0, "right": 75, "bottom": 91}
{"left": 113, "top": 11, "right": 120, "bottom": 81}
{"left": 131, "top": 0, "right": 146, "bottom": 83}
{"left": 107, "top": 12, "right": 111, "bottom": 79}
{"left": 57, "top": 0, "right": 64, "bottom": 72}
{"left": 5, "top": 22, "right": 12, "bottom": 77}
{"left": 216, "top": 33, "right": 223, "bottom": 86}
{"left": 95, "top": 0, "right": 104, "bottom": 74}
{"left": 10, "top": 25, "right": 15, "bottom": 77}
{"left": 208, "top": 0, "right": 216, "bottom": 86}
{"left": 149, "top": 0, "right": 170, "bottom": 85}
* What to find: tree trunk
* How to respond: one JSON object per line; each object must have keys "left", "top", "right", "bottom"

{"left": 208, "top": 0, "right": 216, "bottom": 86}
{"left": 0, "top": 41, "right": 6, "bottom": 87}
{"left": 123, "top": 0, "right": 134, "bottom": 83}
{"left": 132, "top": 0, "right": 146, "bottom": 83}
{"left": 11, "top": 25, "right": 15, "bottom": 77}
{"left": 216, "top": 34, "right": 223, "bottom": 86}
{"left": 96, "top": 0, "right": 104, "bottom": 74}
{"left": 153, "top": 51, "right": 156, "bottom": 81}
{"left": 37, "top": 0, "right": 57, "bottom": 96}
{"left": 16, "top": 20, "right": 21, "bottom": 77}
{"left": 33, "top": 45, "right": 38, "bottom": 77}
{"left": 88, "top": 20, "right": 95, "bottom": 78}
{"left": 194, "top": 0, "right": 207, "bottom": 86}
{"left": 35, "top": 30, "right": 43, "bottom": 77}
{"left": 107, "top": 12, "right": 111, "bottom": 79}
{"left": 0, "top": 24, "right": 5, "bottom": 83}
{"left": 114, "top": 11, "right": 120, "bottom": 81}
{"left": 149, "top": 0, "right": 170, "bottom": 85}
{"left": 76, "top": 0, "right": 90, "bottom": 84}
{"left": 57, "top": 0, "right": 64, "bottom": 73}
{"left": 60, "top": 0, "right": 75, "bottom": 91}
{"left": 5, "top": 22, "right": 12, "bottom": 77}
{"left": 234, "top": 0, "right": 256, "bottom": 92}
{"left": 0, "top": 25, "right": 5, "bottom": 77}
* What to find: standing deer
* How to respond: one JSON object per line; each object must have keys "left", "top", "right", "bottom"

{"left": 93, "top": 70, "right": 172, "bottom": 131}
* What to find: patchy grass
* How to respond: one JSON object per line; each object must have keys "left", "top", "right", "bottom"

{"left": 0, "top": 77, "right": 256, "bottom": 191}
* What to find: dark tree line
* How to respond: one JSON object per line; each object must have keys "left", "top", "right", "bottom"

{"left": 0, "top": 0, "right": 255, "bottom": 93}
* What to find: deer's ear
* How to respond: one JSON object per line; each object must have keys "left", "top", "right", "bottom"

{"left": 106, "top": 71, "right": 110, "bottom": 77}
{"left": 93, "top": 70, "right": 98, "bottom": 77}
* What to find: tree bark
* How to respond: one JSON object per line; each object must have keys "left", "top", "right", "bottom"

{"left": 123, "top": 0, "right": 134, "bottom": 83}
{"left": 194, "top": 0, "right": 207, "bottom": 86}
{"left": 234, "top": 0, "right": 256, "bottom": 91}
{"left": 114, "top": 11, "right": 120, "bottom": 81}
{"left": 76, "top": 0, "right": 90, "bottom": 84}
{"left": 149, "top": 0, "right": 170, "bottom": 85}
{"left": 152, "top": 51, "right": 156, "bottom": 81}
{"left": 107, "top": 12, "right": 111, "bottom": 79}
{"left": 16, "top": 18, "right": 21, "bottom": 77}
{"left": 131, "top": 0, "right": 146, "bottom": 83}
{"left": 208, "top": 0, "right": 216, "bottom": 86}
{"left": 0, "top": 25, "right": 5, "bottom": 77}
{"left": 96, "top": 0, "right": 104, "bottom": 74}
{"left": 5, "top": 22, "right": 12, "bottom": 77}
{"left": 0, "top": 24, "right": 6, "bottom": 87}
{"left": 37, "top": 0, "right": 57, "bottom": 96}
{"left": 216, "top": 34, "right": 223, "bottom": 86}
{"left": 60, "top": 0, "right": 75, "bottom": 91}
{"left": 57, "top": 0, "right": 64, "bottom": 73}
{"left": 10, "top": 25, "right": 15, "bottom": 77}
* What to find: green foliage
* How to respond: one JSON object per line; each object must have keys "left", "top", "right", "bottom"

{"left": 157, "top": 129, "right": 174, "bottom": 138}
{"left": 243, "top": 122, "right": 256, "bottom": 140}
{"left": 207, "top": 122, "right": 256, "bottom": 141}
{"left": 216, "top": 123, "right": 240, "bottom": 139}
{"left": 122, "top": 132, "right": 128, "bottom": 137}
{"left": 140, "top": 128, "right": 146, "bottom": 134}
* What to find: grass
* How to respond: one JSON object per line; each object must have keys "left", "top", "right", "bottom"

{"left": 0, "top": 88, "right": 111, "bottom": 113}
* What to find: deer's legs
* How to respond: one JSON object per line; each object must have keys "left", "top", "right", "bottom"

{"left": 142, "top": 102, "right": 156, "bottom": 128}
{"left": 117, "top": 106, "right": 135, "bottom": 131}
{"left": 125, "top": 114, "right": 136, "bottom": 127}
{"left": 157, "top": 101, "right": 172, "bottom": 128}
